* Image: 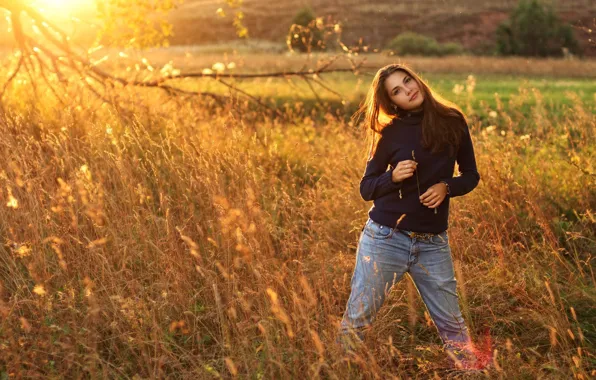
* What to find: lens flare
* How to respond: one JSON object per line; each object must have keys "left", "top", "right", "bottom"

{"left": 32, "top": 0, "right": 90, "bottom": 14}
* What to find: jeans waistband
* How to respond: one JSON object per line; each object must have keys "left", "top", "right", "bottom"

{"left": 367, "top": 218, "right": 445, "bottom": 241}
{"left": 397, "top": 229, "right": 441, "bottom": 241}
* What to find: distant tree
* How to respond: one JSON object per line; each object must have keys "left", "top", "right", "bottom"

{"left": 293, "top": 6, "right": 317, "bottom": 28}
{"left": 386, "top": 32, "right": 465, "bottom": 56}
{"left": 287, "top": 6, "right": 325, "bottom": 53}
{"left": 495, "top": 0, "right": 580, "bottom": 57}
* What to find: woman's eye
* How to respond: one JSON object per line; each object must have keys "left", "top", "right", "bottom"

{"left": 405, "top": 77, "right": 410, "bottom": 82}
{"left": 394, "top": 89, "right": 399, "bottom": 95}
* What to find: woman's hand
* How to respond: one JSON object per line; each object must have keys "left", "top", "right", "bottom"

{"left": 420, "top": 182, "right": 448, "bottom": 208}
{"left": 391, "top": 160, "right": 418, "bottom": 183}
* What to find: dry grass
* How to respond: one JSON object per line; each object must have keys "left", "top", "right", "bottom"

{"left": 0, "top": 56, "right": 594, "bottom": 378}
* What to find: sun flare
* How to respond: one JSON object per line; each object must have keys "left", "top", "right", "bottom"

{"left": 33, "top": 0, "right": 91, "bottom": 14}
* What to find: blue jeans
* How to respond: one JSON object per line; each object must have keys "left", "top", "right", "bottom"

{"left": 340, "top": 218, "right": 475, "bottom": 365}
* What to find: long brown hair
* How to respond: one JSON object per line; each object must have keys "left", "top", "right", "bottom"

{"left": 353, "top": 63, "right": 467, "bottom": 159}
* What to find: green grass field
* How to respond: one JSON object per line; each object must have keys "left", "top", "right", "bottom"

{"left": 176, "top": 72, "right": 596, "bottom": 114}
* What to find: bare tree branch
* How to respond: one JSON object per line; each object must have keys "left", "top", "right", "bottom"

{"left": 144, "top": 66, "right": 367, "bottom": 84}
{"left": 0, "top": 53, "right": 24, "bottom": 100}
{"left": 303, "top": 77, "right": 324, "bottom": 106}
{"left": 216, "top": 78, "right": 291, "bottom": 123}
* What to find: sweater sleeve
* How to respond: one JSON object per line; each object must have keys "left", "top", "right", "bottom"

{"left": 441, "top": 121, "right": 480, "bottom": 197}
{"left": 359, "top": 135, "right": 402, "bottom": 201}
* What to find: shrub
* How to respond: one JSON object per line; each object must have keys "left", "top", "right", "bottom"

{"left": 287, "top": 6, "right": 325, "bottom": 53}
{"left": 440, "top": 42, "right": 466, "bottom": 56}
{"left": 495, "top": 0, "right": 580, "bottom": 57}
{"left": 386, "top": 32, "right": 465, "bottom": 56}
{"left": 292, "top": 6, "right": 317, "bottom": 28}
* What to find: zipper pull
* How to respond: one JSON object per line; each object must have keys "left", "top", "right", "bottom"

{"left": 399, "top": 189, "right": 402, "bottom": 199}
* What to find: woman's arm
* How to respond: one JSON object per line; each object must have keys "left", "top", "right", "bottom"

{"left": 441, "top": 122, "right": 480, "bottom": 197}
{"left": 359, "top": 136, "right": 403, "bottom": 201}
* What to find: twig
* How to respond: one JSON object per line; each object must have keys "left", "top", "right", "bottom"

{"left": 0, "top": 53, "right": 24, "bottom": 99}
{"left": 303, "top": 77, "right": 324, "bottom": 106}
{"left": 31, "top": 49, "right": 67, "bottom": 106}
{"left": 216, "top": 78, "right": 292, "bottom": 123}
{"left": 309, "top": 76, "right": 344, "bottom": 99}
{"left": 569, "top": 160, "right": 596, "bottom": 177}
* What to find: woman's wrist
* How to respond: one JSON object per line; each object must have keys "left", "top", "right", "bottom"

{"left": 440, "top": 181, "right": 451, "bottom": 195}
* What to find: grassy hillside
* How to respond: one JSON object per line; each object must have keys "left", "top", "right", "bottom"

{"left": 170, "top": 0, "right": 596, "bottom": 55}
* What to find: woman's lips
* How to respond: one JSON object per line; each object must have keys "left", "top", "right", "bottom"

{"left": 410, "top": 91, "right": 418, "bottom": 101}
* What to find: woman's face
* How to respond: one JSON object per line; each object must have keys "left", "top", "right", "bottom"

{"left": 384, "top": 70, "right": 424, "bottom": 111}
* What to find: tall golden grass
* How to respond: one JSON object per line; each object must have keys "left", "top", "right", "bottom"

{"left": 0, "top": 58, "right": 594, "bottom": 378}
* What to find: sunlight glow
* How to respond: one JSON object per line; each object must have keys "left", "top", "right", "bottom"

{"left": 33, "top": 0, "right": 91, "bottom": 15}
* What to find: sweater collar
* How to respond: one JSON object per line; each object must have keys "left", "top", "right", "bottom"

{"left": 394, "top": 108, "right": 424, "bottom": 125}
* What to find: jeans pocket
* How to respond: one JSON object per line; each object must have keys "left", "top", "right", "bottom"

{"left": 363, "top": 219, "right": 393, "bottom": 240}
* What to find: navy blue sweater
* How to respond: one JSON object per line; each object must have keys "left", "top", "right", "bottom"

{"left": 360, "top": 109, "right": 480, "bottom": 233}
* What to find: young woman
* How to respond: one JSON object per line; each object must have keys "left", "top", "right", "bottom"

{"left": 338, "top": 63, "right": 483, "bottom": 370}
